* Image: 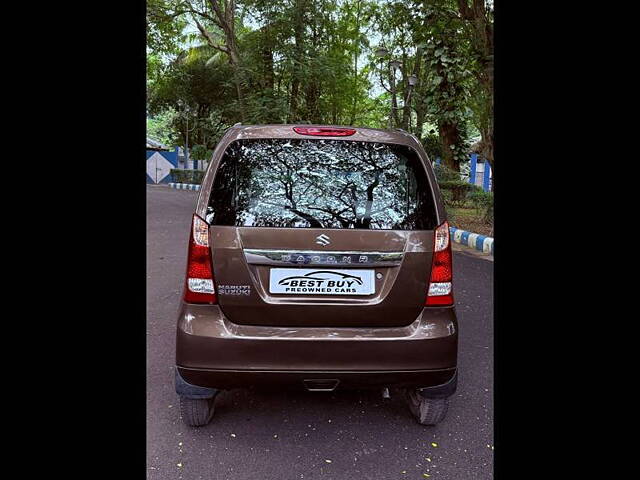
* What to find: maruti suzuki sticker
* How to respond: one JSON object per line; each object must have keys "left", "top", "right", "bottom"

{"left": 218, "top": 284, "right": 251, "bottom": 296}
{"left": 269, "top": 268, "right": 375, "bottom": 295}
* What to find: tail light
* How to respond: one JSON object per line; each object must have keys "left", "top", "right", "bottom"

{"left": 426, "top": 221, "right": 454, "bottom": 306}
{"left": 184, "top": 214, "right": 217, "bottom": 304}
{"left": 293, "top": 127, "right": 356, "bottom": 136}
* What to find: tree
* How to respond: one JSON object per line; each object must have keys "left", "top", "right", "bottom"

{"left": 412, "top": 0, "right": 475, "bottom": 172}
{"left": 147, "top": 108, "right": 180, "bottom": 146}
{"left": 457, "top": 0, "right": 493, "bottom": 169}
{"left": 148, "top": 53, "right": 235, "bottom": 148}
{"left": 169, "top": 0, "right": 247, "bottom": 119}
{"left": 146, "top": 0, "right": 492, "bottom": 176}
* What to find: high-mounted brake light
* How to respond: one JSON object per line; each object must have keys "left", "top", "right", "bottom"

{"left": 293, "top": 127, "right": 356, "bottom": 136}
{"left": 184, "top": 214, "right": 217, "bottom": 304}
{"left": 426, "top": 221, "right": 454, "bottom": 306}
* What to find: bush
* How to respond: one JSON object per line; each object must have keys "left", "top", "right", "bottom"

{"left": 467, "top": 189, "right": 494, "bottom": 225}
{"left": 467, "top": 189, "right": 493, "bottom": 210}
{"left": 170, "top": 169, "right": 205, "bottom": 184}
{"left": 433, "top": 163, "right": 460, "bottom": 183}
{"left": 440, "top": 188, "right": 454, "bottom": 205}
{"left": 438, "top": 180, "right": 475, "bottom": 207}
{"left": 433, "top": 163, "right": 472, "bottom": 207}
{"left": 485, "top": 201, "right": 494, "bottom": 226}
{"left": 190, "top": 144, "right": 213, "bottom": 161}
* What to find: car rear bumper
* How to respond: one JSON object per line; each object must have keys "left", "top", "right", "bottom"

{"left": 175, "top": 304, "right": 457, "bottom": 390}
{"left": 177, "top": 365, "right": 457, "bottom": 394}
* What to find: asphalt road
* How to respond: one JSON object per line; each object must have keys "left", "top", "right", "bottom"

{"left": 147, "top": 185, "right": 493, "bottom": 480}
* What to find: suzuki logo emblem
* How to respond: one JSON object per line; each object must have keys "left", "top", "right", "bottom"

{"left": 315, "top": 234, "right": 331, "bottom": 246}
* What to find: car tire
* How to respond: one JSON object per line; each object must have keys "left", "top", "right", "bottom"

{"left": 405, "top": 389, "right": 449, "bottom": 425}
{"left": 179, "top": 396, "right": 215, "bottom": 427}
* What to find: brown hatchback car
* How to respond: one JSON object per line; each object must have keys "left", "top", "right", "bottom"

{"left": 175, "top": 124, "right": 458, "bottom": 426}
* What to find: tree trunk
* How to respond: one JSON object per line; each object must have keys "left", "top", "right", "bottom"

{"left": 401, "top": 48, "right": 423, "bottom": 130}
{"left": 224, "top": 33, "right": 245, "bottom": 121}
{"left": 305, "top": 22, "right": 321, "bottom": 123}
{"left": 414, "top": 106, "right": 425, "bottom": 139}
{"left": 261, "top": 27, "right": 275, "bottom": 92}
{"left": 349, "top": 0, "right": 362, "bottom": 125}
{"left": 388, "top": 67, "right": 400, "bottom": 128}
{"left": 289, "top": 0, "right": 306, "bottom": 122}
{"left": 305, "top": 81, "right": 321, "bottom": 123}
{"left": 192, "top": 1, "right": 245, "bottom": 120}
{"left": 438, "top": 120, "right": 461, "bottom": 172}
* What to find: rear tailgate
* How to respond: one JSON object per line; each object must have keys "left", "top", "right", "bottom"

{"left": 202, "top": 134, "right": 441, "bottom": 328}
{"left": 211, "top": 226, "right": 434, "bottom": 328}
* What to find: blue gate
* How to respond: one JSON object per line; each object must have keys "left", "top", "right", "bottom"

{"left": 146, "top": 147, "right": 179, "bottom": 184}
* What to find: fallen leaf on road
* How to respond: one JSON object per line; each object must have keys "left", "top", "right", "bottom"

{"left": 431, "top": 442, "right": 438, "bottom": 447}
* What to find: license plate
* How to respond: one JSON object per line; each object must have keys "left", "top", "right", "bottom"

{"left": 269, "top": 268, "right": 375, "bottom": 295}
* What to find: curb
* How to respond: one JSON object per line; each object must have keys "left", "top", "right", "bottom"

{"left": 449, "top": 226, "right": 494, "bottom": 255}
{"left": 168, "top": 183, "right": 201, "bottom": 191}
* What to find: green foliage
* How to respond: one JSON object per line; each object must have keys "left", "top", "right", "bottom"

{"left": 190, "top": 145, "right": 213, "bottom": 161}
{"left": 433, "top": 163, "right": 460, "bottom": 183}
{"left": 467, "top": 189, "right": 494, "bottom": 224}
{"left": 438, "top": 181, "right": 474, "bottom": 207}
{"left": 467, "top": 188, "right": 492, "bottom": 209}
{"left": 434, "top": 164, "right": 472, "bottom": 207}
{"left": 147, "top": 54, "right": 234, "bottom": 150}
{"left": 147, "top": 109, "right": 179, "bottom": 147}
{"left": 440, "top": 189, "right": 455, "bottom": 219}
{"left": 435, "top": 161, "right": 493, "bottom": 223}
{"left": 170, "top": 169, "right": 205, "bottom": 185}
{"left": 146, "top": 0, "right": 492, "bottom": 176}
{"left": 414, "top": 1, "right": 475, "bottom": 165}
{"left": 421, "top": 129, "right": 443, "bottom": 162}
{"left": 146, "top": 0, "right": 187, "bottom": 89}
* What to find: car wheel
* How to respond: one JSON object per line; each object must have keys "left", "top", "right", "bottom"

{"left": 179, "top": 396, "right": 215, "bottom": 427}
{"left": 405, "top": 389, "right": 449, "bottom": 425}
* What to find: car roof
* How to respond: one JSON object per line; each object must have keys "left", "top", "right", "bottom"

{"left": 223, "top": 124, "right": 422, "bottom": 147}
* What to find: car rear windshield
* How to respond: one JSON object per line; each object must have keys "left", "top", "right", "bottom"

{"left": 206, "top": 138, "right": 438, "bottom": 230}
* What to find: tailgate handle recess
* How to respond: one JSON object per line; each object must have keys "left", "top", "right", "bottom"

{"left": 303, "top": 379, "right": 340, "bottom": 392}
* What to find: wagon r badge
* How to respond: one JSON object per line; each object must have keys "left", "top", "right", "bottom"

{"left": 315, "top": 234, "right": 331, "bottom": 246}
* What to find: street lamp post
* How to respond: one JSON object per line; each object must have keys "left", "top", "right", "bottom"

{"left": 178, "top": 102, "right": 198, "bottom": 169}
{"left": 185, "top": 114, "right": 190, "bottom": 168}
{"left": 405, "top": 74, "right": 418, "bottom": 131}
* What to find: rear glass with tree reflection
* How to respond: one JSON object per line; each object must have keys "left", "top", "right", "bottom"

{"left": 206, "top": 139, "right": 438, "bottom": 230}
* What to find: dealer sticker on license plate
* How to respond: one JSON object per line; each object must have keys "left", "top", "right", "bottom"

{"left": 269, "top": 268, "right": 375, "bottom": 295}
